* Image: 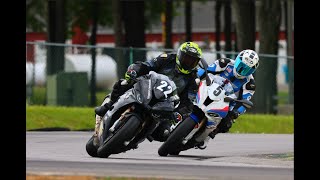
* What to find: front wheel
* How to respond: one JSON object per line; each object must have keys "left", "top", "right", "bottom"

{"left": 85, "top": 135, "right": 98, "bottom": 157}
{"left": 158, "top": 117, "right": 197, "bottom": 156}
{"left": 97, "top": 115, "right": 141, "bottom": 158}
{"left": 169, "top": 151, "right": 180, "bottom": 155}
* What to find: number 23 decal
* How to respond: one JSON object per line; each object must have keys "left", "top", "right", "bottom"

{"left": 156, "top": 80, "right": 172, "bottom": 98}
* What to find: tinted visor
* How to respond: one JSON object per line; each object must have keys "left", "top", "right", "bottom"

{"left": 234, "top": 57, "right": 257, "bottom": 76}
{"left": 179, "top": 51, "right": 200, "bottom": 71}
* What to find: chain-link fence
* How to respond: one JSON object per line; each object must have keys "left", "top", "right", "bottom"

{"left": 26, "top": 41, "right": 293, "bottom": 114}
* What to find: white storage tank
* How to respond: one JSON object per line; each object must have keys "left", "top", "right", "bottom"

{"left": 26, "top": 62, "right": 46, "bottom": 86}
{"left": 26, "top": 54, "right": 119, "bottom": 89}
{"left": 65, "top": 54, "right": 118, "bottom": 89}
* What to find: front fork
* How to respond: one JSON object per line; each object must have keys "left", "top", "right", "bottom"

{"left": 181, "top": 116, "right": 222, "bottom": 144}
{"left": 195, "top": 116, "right": 222, "bottom": 142}
{"left": 93, "top": 106, "right": 132, "bottom": 146}
{"left": 93, "top": 95, "right": 111, "bottom": 142}
{"left": 92, "top": 115, "right": 103, "bottom": 146}
{"left": 182, "top": 117, "right": 206, "bottom": 145}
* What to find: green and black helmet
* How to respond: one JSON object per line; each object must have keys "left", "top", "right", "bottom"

{"left": 176, "top": 42, "right": 202, "bottom": 74}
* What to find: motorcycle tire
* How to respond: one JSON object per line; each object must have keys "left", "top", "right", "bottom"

{"left": 85, "top": 135, "right": 99, "bottom": 157}
{"left": 97, "top": 115, "right": 141, "bottom": 158}
{"left": 158, "top": 117, "right": 197, "bottom": 156}
{"left": 169, "top": 151, "right": 180, "bottom": 155}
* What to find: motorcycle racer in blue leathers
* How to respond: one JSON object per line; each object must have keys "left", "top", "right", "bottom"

{"left": 195, "top": 49, "right": 260, "bottom": 149}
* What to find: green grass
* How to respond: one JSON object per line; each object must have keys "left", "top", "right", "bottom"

{"left": 26, "top": 86, "right": 110, "bottom": 106}
{"left": 26, "top": 105, "right": 94, "bottom": 131}
{"left": 230, "top": 114, "right": 293, "bottom": 134}
{"left": 26, "top": 105, "right": 293, "bottom": 133}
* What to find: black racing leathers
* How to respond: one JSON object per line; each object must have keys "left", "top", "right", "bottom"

{"left": 112, "top": 52, "right": 198, "bottom": 118}
{"left": 107, "top": 53, "right": 198, "bottom": 141}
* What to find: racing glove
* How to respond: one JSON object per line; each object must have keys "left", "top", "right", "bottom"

{"left": 229, "top": 109, "right": 240, "bottom": 120}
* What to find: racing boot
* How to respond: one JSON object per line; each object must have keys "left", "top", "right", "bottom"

{"left": 151, "top": 121, "right": 171, "bottom": 142}
{"left": 196, "top": 130, "right": 219, "bottom": 150}
{"left": 94, "top": 101, "right": 113, "bottom": 117}
{"left": 196, "top": 136, "right": 211, "bottom": 150}
{"left": 208, "top": 128, "right": 219, "bottom": 139}
{"left": 195, "top": 127, "right": 215, "bottom": 150}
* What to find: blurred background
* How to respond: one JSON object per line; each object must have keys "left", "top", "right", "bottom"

{"left": 26, "top": 0, "right": 294, "bottom": 115}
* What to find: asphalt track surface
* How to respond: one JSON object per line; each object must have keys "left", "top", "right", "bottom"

{"left": 26, "top": 131, "right": 294, "bottom": 180}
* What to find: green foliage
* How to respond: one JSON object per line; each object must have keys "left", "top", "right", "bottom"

{"left": 144, "top": 1, "right": 164, "bottom": 31}
{"left": 26, "top": 1, "right": 190, "bottom": 36}
{"left": 66, "top": 0, "right": 113, "bottom": 32}
{"left": 26, "top": 0, "right": 113, "bottom": 37}
{"left": 27, "top": 105, "right": 293, "bottom": 133}
{"left": 27, "top": 1, "right": 168, "bottom": 34}
{"left": 26, "top": 0, "right": 47, "bottom": 32}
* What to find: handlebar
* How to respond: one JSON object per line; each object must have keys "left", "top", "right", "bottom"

{"left": 224, "top": 96, "right": 254, "bottom": 109}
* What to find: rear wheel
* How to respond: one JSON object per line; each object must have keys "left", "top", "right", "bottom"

{"left": 158, "top": 117, "right": 197, "bottom": 156}
{"left": 97, "top": 116, "right": 141, "bottom": 158}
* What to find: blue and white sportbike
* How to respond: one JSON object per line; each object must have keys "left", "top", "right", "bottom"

{"left": 158, "top": 63, "right": 253, "bottom": 156}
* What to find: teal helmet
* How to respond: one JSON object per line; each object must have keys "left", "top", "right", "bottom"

{"left": 176, "top": 42, "right": 202, "bottom": 74}
{"left": 233, "top": 49, "right": 259, "bottom": 78}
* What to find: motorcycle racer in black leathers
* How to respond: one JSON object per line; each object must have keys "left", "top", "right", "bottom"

{"left": 95, "top": 41, "right": 203, "bottom": 142}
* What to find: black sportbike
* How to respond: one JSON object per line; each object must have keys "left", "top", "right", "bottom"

{"left": 86, "top": 71, "right": 179, "bottom": 158}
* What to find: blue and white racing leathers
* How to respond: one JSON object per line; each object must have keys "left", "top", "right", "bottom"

{"left": 197, "top": 58, "right": 256, "bottom": 116}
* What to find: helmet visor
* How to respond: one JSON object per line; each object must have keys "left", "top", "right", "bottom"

{"left": 234, "top": 57, "right": 257, "bottom": 76}
{"left": 179, "top": 51, "right": 200, "bottom": 71}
